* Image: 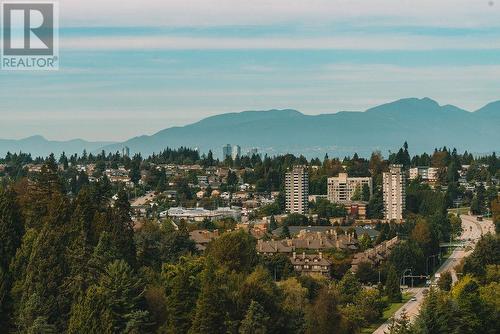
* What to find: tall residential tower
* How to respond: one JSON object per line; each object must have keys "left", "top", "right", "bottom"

{"left": 383, "top": 164, "right": 406, "bottom": 221}
{"left": 285, "top": 166, "right": 309, "bottom": 214}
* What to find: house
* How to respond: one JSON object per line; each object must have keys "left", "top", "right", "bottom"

{"left": 290, "top": 252, "right": 332, "bottom": 278}
{"left": 164, "top": 190, "right": 177, "bottom": 199}
{"left": 272, "top": 225, "right": 380, "bottom": 240}
{"left": 197, "top": 175, "right": 209, "bottom": 187}
{"left": 257, "top": 228, "right": 358, "bottom": 254}
{"left": 233, "top": 191, "right": 250, "bottom": 201}
{"left": 237, "top": 222, "right": 267, "bottom": 239}
{"left": 220, "top": 192, "right": 231, "bottom": 200}
{"left": 256, "top": 239, "right": 294, "bottom": 254}
{"left": 189, "top": 229, "right": 220, "bottom": 251}
{"left": 350, "top": 236, "right": 399, "bottom": 272}
{"left": 239, "top": 183, "right": 251, "bottom": 191}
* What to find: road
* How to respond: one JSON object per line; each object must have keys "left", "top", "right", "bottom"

{"left": 372, "top": 214, "right": 492, "bottom": 334}
{"left": 130, "top": 191, "right": 156, "bottom": 206}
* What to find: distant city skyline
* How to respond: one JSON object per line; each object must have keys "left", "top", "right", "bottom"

{"left": 1, "top": 0, "right": 499, "bottom": 141}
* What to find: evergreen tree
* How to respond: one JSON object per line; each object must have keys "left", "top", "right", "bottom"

{"left": 471, "top": 183, "right": 486, "bottom": 215}
{"left": 367, "top": 188, "right": 384, "bottom": 219}
{"left": 189, "top": 261, "right": 228, "bottom": 334}
{"left": 239, "top": 301, "right": 269, "bottom": 334}
{"left": 0, "top": 188, "right": 23, "bottom": 271}
{"left": 67, "top": 285, "right": 114, "bottom": 334}
{"left": 385, "top": 265, "right": 402, "bottom": 303}
{"left": 14, "top": 195, "right": 72, "bottom": 332}
{"left": 386, "top": 311, "right": 412, "bottom": 334}
{"left": 305, "top": 287, "right": 346, "bottom": 334}
{"left": 438, "top": 271, "right": 452, "bottom": 291}
{"left": 100, "top": 260, "right": 150, "bottom": 333}
{"left": 267, "top": 215, "right": 277, "bottom": 233}
{"left": 206, "top": 230, "right": 257, "bottom": 273}
{"left": 414, "top": 288, "right": 457, "bottom": 334}
{"left": 280, "top": 223, "right": 291, "bottom": 239}
{"left": 361, "top": 183, "right": 371, "bottom": 201}
{"left": 110, "top": 189, "right": 136, "bottom": 265}
{"left": 162, "top": 257, "right": 204, "bottom": 334}
{"left": 0, "top": 187, "right": 24, "bottom": 328}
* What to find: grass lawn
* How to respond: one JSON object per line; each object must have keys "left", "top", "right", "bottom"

{"left": 360, "top": 293, "right": 411, "bottom": 334}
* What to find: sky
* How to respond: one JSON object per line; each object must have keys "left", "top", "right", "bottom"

{"left": 1, "top": 0, "right": 500, "bottom": 141}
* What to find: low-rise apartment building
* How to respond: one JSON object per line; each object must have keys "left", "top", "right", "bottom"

{"left": 327, "top": 173, "right": 372, "bottom": 204}
{"left": 409, "top": 166, "right": 439, "bottom": 182}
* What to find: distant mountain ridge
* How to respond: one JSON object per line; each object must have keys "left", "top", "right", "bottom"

{"left": 0, "top": 136, "right": 114, "bottom": 158}
{"left": 1, "top": 98, "right": 499, "bottom": 158}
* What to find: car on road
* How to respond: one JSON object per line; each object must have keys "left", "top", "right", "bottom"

{"left": 410, "top": 297, "right": 417, "bottom": 302}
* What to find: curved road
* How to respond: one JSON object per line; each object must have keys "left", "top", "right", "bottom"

{"left": 372, "top": 214, "right": 494, "bottom": 334}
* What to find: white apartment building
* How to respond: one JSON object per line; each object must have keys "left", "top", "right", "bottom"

{"left": 383, "top": 165, "right": 406, "bottom": 221}
{"left": 285, "top": 166, "right": 309, "bottom": 214}
{"left": 409, "top": 166, "right": 439, "bottom": 182}
{"left": 327, "top": 173, "right": 372, "bottom": 204}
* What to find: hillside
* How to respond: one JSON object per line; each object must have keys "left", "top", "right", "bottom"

{"left": 101, "top": 97, "right": 499, "bottom": 158}
{"left": 1, "top": 98, "right": 499, "bottom": 158}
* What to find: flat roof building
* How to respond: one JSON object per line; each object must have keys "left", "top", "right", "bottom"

{"left": 327, "top": 173, "right": 372, "bottom": 204}
{"left": 383, "top": 165, "right": 405, "bottom": 221}
{"left": 285, "top": 166, "right": 309, "bottom": 215}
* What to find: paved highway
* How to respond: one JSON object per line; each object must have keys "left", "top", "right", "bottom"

{"left": 372, "top": 214, "right": 493, "bottom": 334}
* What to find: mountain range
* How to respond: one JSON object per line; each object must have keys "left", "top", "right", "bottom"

{"left": 1, "top": 98, "right": 499, "bottom": 158}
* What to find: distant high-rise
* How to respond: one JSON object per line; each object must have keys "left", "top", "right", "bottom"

{"left": 231, "top": 145, "right": 241, "bottom": 160}
{"left": 122, "top": 146, "right": 130, "bottom": 157}
{"left": 383, "top": 164, "right": 406, "bottom": 221}
{"left": 222, "top": 144, "right": 232, "bottom": 159}
{"left": 247, "top": 148, "right": 258, "bottom": 156}
{"left": 327, "top": 173, "right": 372, "bottom": 204}
{"left": 285, "top": 166, "right": 309, "bottom": 214}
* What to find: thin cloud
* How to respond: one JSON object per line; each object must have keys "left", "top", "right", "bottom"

{"left": 61, "top": 34, "right": 500, "bottom": 51}
{"left": 61, "top": 0, "right": 500, "bottom": 28}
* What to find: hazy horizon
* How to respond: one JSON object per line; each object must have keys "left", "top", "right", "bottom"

{"left": 0, "top": 97, "right": 491, "bottom": 143}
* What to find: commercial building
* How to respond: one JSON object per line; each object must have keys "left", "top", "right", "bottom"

{"left": 121, "top": 146, "right": 130, "bottom": 157}
{"left": 163, "top": 207, "right": 241, "bottom": 222}
{"left": 247, "top": 148, "right": 258, "bottom": 156}
{"left": 231, "top": 145, "right": 241, "bottom": 160}
{"left": 222, "top": 144, "right": 232, "bottom": 159}
{"left": 327, "top": 173, "right": 372, "bottom": 203}
{"left": 222, "top": 144, "right": 241, "bottom": 160}
{"left": 383, "top": 164, "right": 406, "bottom": 221}
{"left": 285, "top": 166, "right": 309, "bottom": 214}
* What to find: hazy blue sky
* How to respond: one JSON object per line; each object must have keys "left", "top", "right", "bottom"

{"left": 1, "top": 0, "right": 500, "bottom": 141}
